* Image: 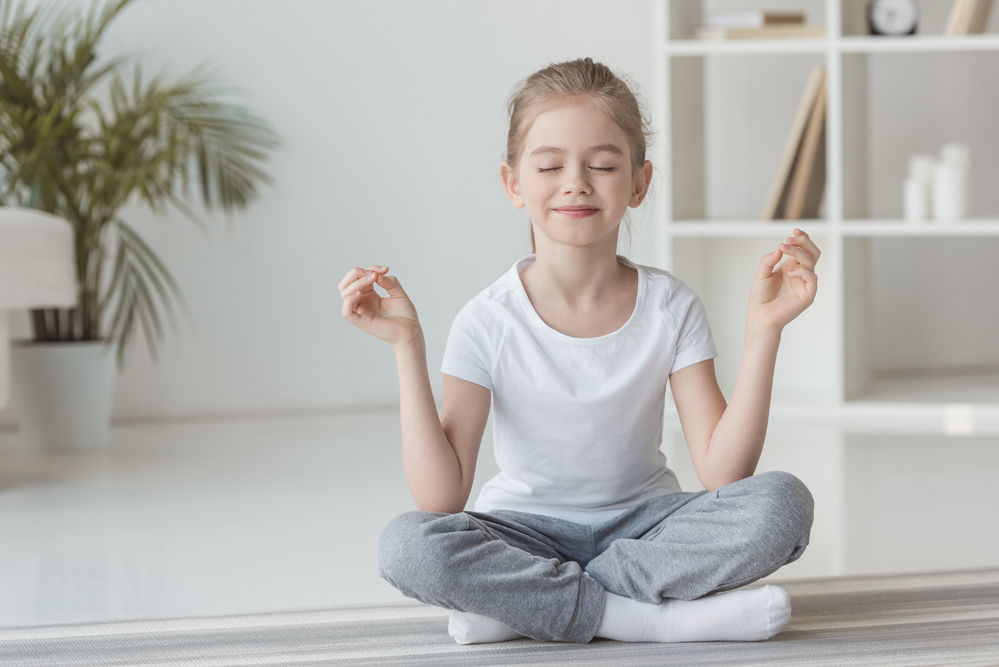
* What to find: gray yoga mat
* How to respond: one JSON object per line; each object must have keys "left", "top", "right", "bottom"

{"left": 2, "top": 567, "right": 998, "bottom": 666}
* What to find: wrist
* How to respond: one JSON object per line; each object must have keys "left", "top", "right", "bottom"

{"left": 394, "top": 328, "right": 426, "bottom": 355}
{"left": 745, "top": 314, "right": 782, "bottom": 343}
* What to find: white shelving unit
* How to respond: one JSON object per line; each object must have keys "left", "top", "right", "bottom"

{"left": 654, "top": 0, "right": 999, "bottom": 435}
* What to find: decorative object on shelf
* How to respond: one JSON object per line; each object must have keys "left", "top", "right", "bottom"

{"left": 903, "top": 154, "right": 935, "bottom": 221}
{"left": 762, "top": 67, "right": 827, "bottom": 220}
{"left": 0, "top": 0, "right": 281, "bottom": 450}
{"left": 944, "top": 0, "right": 994, "bottom": 36}
{"left": 703, "top": 9, "right": 805, "bottom": 28}
{"left": 933, "top": 143, "right": 971, "bottom": 220}
{"left": 903, "top": 144, "right": 971, "bottom": 222}
{"left": 695, "top": 7, "right": 821, "bottom": 39}
{"left": 940, "top": 143, "right": 971, "bottom": 212}
{"left": 933, "top": 161, "right": 964, "bottom": 220}
{"left": 867, "top": 0, "right": 919, "bottom": 36}
{"left": 695, "top": 24, "right": 825, "bottom": 40}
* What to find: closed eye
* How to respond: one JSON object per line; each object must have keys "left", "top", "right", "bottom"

{"left": 536, "top": 167, "right": 617, "bottom": 173}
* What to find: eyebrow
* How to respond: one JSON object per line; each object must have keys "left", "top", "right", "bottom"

{"left": 528, "top": 144, "right": 624, "bottom": 158}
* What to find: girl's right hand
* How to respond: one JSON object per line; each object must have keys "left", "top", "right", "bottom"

{"left": 339, "top": 265, "right": 423, "bottom": 349}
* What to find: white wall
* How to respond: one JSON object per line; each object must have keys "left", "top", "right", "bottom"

{"left": 1, "top": 0, "right": 658, "bottom": 427}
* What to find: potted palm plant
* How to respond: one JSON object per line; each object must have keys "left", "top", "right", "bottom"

{"left": 0, "top": 0, "right": 280, "bottom": 450}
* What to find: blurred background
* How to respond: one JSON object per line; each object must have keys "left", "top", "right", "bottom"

{"left": 0, "top": 0, "right": 997, "bottom": 626}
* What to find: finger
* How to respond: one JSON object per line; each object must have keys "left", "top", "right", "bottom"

{"left": 778, "top": 241, "right": 815, "bottom": 270}
{"left": 337, "top": 265, "right": 388, "bottom": 292}
{"left": 340, "top": 272, "right": 379, "bottom": 299}
{"left": 341, "top": 290, "right": 362, "bottom": 320}
{"left": 787, "top": 264, "right": 818, "bottom": 289}
{"left": 755, "top": 249, "right": 783, "bottom": 280}
{"left": 337, "top": 267, "right": 365, "bottom": 293}
{"left": 787, "top": 230, "right": 821, "bottom": 263}
{"left": 340, "top": 274, "right": 377, "bottom": 300}
{"left": 374, "top": 273, "right": 409, "bottom": 298}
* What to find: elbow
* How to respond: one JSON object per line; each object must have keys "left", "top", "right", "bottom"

{"left": 700, "top": 472, "right": 752, "bottom": 493}
{"left": 413, "top": 491, "right": 469, "bottom": 514}
{"left": 414, "top": 503, "right": 464, "bottom": 514}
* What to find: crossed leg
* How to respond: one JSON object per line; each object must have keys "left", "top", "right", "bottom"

{"left": 377, "top": 471, "right": 813, "bottom": 644}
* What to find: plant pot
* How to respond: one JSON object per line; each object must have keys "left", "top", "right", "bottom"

{"left": 9, "top": 339, "right": 118, "bottom": 452}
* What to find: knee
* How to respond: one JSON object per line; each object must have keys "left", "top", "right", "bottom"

{"left": 376, "top": 510, "right": 463, "bottom": 588}
{"left": 742, "top": 471, "right": 814, "bottom": 553}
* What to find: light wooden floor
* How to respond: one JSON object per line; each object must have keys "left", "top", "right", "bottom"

{"left": 2, "top": 568, "right": 997, "bottom": 666}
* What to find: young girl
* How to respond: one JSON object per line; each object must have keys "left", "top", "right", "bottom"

{"left": 339, "top": 57, "right": 819, "bottom": 646}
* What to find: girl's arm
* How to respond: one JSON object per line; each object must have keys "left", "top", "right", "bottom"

{"left": 395, "top": 336, "right": 489, "bottom": 513}
{"left": 340, "top": 265, "right": 486, "bottom": 512}
{"left": 670, "top": 228, "right": 820, "bottom": 491}
{"left": 670, "top": 325, "right": 778, "bottom": 491}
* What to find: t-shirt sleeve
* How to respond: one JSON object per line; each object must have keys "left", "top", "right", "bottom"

{"left": 440, "top": 300, "right": 494, "bottom": 391}
{"left": 666, "top": 278, "right": 718, "bottom": 375}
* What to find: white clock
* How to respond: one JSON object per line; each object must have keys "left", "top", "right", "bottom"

{"left": 868, "top": 0, "right": 919, "bottom": 36}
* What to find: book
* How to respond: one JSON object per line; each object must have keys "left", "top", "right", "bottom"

{"left": 945, "top": 0, "right": 992, "bottom": 35}
{"left": 704, "top": 10, "right": 805, "bottom": 28}
{"left": 696, "top": 24, "right": 826, "bottom": 40}
{"left": 762, "top": 66, "right": 826, "bottom": 220}
{"left": 968, "top": 0, "right": 994, "bottom": 33}
{"left": 945, "top": 0, "right": 973, "bottom": 34}
{"left": 784, "top": 82, "right": 827, "bottom": 220}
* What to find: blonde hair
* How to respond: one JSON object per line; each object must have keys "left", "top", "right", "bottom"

{"left": 504, "top": 57, "right": 654, "bottom": 253}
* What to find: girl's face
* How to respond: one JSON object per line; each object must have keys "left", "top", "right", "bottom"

{"left": 501, "top": 97, "right": 652, "bottom": 252}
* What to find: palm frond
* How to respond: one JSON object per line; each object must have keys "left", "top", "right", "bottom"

{"left": 102, "top": 219, "right": 192, "bottom": 369}
{"left": 0, "top": 0, "right": 280, "bottom": 364}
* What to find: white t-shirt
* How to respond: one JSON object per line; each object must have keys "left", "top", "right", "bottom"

{"left": 441, "top": 253, "right": 718, "bottom": 526}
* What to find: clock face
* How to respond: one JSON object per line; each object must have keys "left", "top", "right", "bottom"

{"left": 869, "top": 0, "right": 919, "bottom": 35}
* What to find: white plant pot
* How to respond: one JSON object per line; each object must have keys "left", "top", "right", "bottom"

{"left": 9, "top": 339, "right": 118, "bottom": 451}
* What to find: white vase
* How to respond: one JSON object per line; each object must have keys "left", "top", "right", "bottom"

{"left": 9, "top": 339, "right": 118, "bottom": 451}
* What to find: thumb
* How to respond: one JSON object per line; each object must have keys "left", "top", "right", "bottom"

{"left": 755, "top": 248, "right": 782, "bottom": 281}
{"left": 375, "top": 273, "right": 409, "bottom": 298}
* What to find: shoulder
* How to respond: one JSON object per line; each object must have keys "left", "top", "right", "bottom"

{"left": 628, "top": 260, "right": 705, "bottom": 329}
{"left": 448, "top": 263, "right": 522, "bottom": 332}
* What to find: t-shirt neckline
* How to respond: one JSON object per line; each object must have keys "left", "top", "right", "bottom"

{"left": 511, "top": 253, "right": 646, "bottom": 346}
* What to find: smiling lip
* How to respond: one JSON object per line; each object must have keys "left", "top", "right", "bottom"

{"left": 554, "top": 205, "right": 599, "bottom": 218}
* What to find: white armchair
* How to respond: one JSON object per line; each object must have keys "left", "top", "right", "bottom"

{"left": 0, "top": 208, "right": 78, "bottom": 408}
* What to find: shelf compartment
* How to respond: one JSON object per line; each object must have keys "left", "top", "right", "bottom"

{"left": 841, "top": 50, "right": 999, "bottom": 221}
{"left": 843, "top": 236, "right": 999, "bottom": 404}
{"left": 670, "top": 53, "right": 828, "bottom": 222}
{"left": 841, "top": 0, "right": 999, "bottom": 39}
{"left": 667, "top": 0, "right": 827, "bottom": 42}
{"left": 854, "top": 367, "right": 999, "bottom": 405}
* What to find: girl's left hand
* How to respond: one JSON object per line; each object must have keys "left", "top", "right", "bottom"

{"left": 748, "top": 228, "right": 820, "bottom": 335}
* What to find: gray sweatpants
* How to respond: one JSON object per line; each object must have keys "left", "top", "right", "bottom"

{"left": 377, "top": 470, "right": 813, "bottom": 644}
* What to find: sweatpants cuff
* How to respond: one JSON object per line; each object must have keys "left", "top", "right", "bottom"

{"left": 560, "top": 573, "right": 606, "bottom": 643}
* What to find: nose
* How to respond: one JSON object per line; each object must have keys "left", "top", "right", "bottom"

{"left": 562, "top": 165, "right": 592, "bottom": 196}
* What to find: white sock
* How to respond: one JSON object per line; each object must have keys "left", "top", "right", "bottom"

{"left": 595, "top": 585, "right": 791, "bottom": 643}
{"left": 448, "top": 609, "right": 526, "bottom": 645}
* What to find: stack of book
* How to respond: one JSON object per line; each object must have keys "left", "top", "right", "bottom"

{"left": 944, "top": 0, "right": 994, "bottom": 35}
{"left": 695, "top": 9, "right": 825, "bottom": 40}
{"left": 762, "top": 67, "right": 826, "bottom": 220}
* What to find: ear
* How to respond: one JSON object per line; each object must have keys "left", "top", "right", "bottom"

{"left": 501, "top": 161, "right": 525, "bottom": 209}
{"left": 629, "top": 160, "right": 654, "bottom": 208}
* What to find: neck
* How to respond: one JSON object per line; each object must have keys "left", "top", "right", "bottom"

{"left": 526, "top": 234, "right": 629, "bottom": 309}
